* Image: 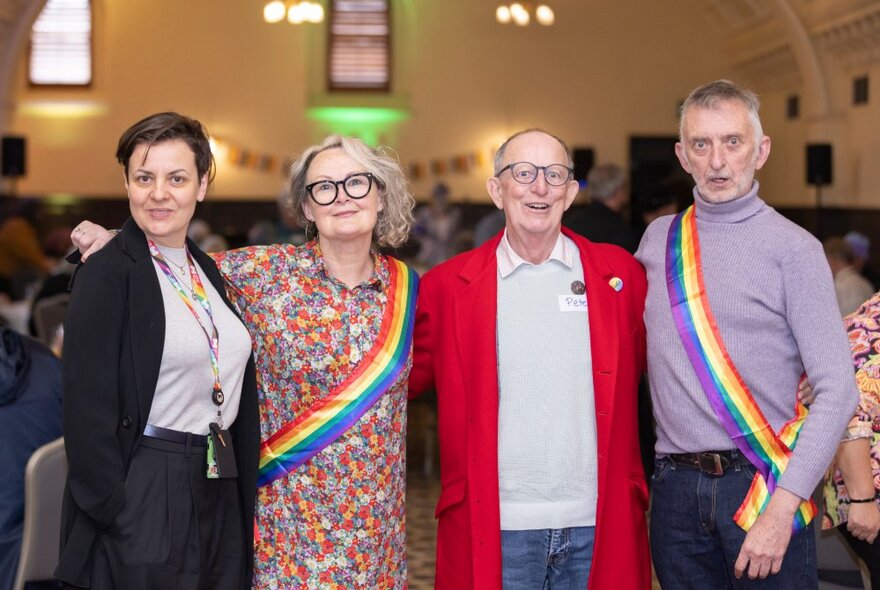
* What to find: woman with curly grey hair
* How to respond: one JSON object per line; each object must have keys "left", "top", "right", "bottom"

{"left": 218, "top": 135, "right": 417, "bottom": 588}
{"left": 71, "top": 134, "right": 418, "bottom": 588}
{"left": 288, "top": 135, "right": 414, "bottom": 250}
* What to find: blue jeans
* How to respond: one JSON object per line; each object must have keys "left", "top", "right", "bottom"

{"left": 650, "top": 454, "right": 817, "bottom": 589}
{"left": 500, "top": 526, "right": 595, "bottom": 590}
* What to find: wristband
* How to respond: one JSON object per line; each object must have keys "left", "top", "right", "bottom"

{"left": 847, "top": 496, "right": 877, "bottom": 503}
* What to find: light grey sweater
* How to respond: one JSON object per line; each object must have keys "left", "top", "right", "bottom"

{"left": 635, "top": 182, "right": 859, "bottom": 500}
{"left": 497, "top": 242, "right": 597, "bottom": 530}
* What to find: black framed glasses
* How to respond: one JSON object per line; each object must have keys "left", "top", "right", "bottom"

{"left": 305, "top": 172, "right": 375, "bottom": 206}
{"left": 496, "top": 162, "right": 573, "bottom": 187}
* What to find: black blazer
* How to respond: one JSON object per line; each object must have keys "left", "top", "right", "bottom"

{"left": 55, "top": 218, "right": 259, "bottom": 588}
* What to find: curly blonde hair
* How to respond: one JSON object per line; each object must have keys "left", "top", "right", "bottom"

{"left": 287, "top": 136, "right": 415, "bottom": 249}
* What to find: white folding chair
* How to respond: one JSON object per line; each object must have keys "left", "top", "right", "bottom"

{"left": 11, "top": 437, "right": 67, "bottom": 590}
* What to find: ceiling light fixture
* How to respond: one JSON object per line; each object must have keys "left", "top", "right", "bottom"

{"left": 495, "top": 3, "right": 554, "bottom": 26}
{"left": 263, "top": 0, "right": 324, "bottom": 25}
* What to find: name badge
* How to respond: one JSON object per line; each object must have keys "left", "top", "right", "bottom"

{"left": 558, "top": 294, "right": 587, "bottom": 312}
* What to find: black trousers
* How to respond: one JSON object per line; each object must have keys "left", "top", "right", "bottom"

{"left": 838, "top": 524, "right": 880, "bottom": 590}
{"left": 67, "top": 436, "right": 245, "bottom": 590}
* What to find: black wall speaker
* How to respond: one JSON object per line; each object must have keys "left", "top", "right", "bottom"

{"left": 1, "top": 136, "right": 26, "bottom": 178}
{"left": 572, "top": 147, "right": 595, "bottom": 183}
{"left": 806, "top": 143, "right": 832, "bottom": 186}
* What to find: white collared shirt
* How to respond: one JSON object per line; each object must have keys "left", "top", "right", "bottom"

{"left": 495, "top": 230, "right": 575, "bottom": 278}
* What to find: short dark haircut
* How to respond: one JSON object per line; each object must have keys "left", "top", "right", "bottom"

{"left": 824, "top": 236, "right": 855, "bottom": 265}
{"left": 116, "top": 112, "right": 215, "bottom": 182}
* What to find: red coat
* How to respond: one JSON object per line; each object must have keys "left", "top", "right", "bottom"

{"left": 409, "top": 228, "right": 651, "bottom": 589}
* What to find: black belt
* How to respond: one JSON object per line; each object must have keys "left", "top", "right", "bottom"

{"left": 143, "top": 424, "right": 208, "bottom": 447}
{"left": 666, "top": 450, "right": 744, "bottom": 476}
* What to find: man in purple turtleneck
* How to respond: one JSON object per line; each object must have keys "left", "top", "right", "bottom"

{"left": 636, "top": 80, "right": 859, "bottom": 589}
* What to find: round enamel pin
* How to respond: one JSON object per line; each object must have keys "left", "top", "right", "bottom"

{"left": 609, "top": 277, "right": 623, "bottom": 292}
{"left": 570, "top": 280, "right": 586, "bottom": 295}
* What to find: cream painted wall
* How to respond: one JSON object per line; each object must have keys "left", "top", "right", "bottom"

{"left": 396, "top": 1, "right": 731, "bottom": 201}
{"left": 745, "top": 60, "right": 880, "bottom": 209}
{"left": 838, "top": 62, "right": 880, "bottom": 208}
{"left": 11, "top": 0, "right": 311, "bottom": 199}
{"left": 748, "top": 87, "right": 812, "bottom": 207}
{"left": 10, "top": 0, "right": 875, "bottom": 207}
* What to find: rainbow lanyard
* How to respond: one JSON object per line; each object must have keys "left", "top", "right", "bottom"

{"left": 665, "top": 206, "right": 816, "bottom": 532}
{"left": 148, "top": 239, "right": 225, "bottom": 425}
{"left": 257, "top": 257, "right": 418, "bottom": 487}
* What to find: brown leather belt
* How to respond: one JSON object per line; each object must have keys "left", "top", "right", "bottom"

{"left": 666, "top": 450, "right": 742, "bottom": 476}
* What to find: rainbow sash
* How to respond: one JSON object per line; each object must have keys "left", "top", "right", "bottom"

{"left": 257, "top": 257, "right": 418, "bottom": 487}
{"left": 665, "top": 205, "right": 816, "bottom": 532}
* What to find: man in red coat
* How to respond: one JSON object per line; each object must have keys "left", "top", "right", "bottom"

{"left": 409, "top": 129, "right": 651, "bottom": 589}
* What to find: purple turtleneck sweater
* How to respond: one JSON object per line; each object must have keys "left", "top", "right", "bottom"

{"left": 636, "top": 182, "right": 859, "bottom": 500}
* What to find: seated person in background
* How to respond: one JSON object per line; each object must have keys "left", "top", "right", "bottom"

{"left": 28, "top": 227, "right": 75, "bottom": 338}
{"left": 473, "top": 208, "right": 506, "bottom": 247}
{"left": 0, "top": 326, "right": 63, "bottom": 589}
{"left": 845, "top": 231, "right": 878, "bottom": 290}
{"left": 413, "top": 182, "right": 462, "bottom": 269}
{"left": 564, "top": 163, "right": 638, "bottom": 253}
{"left": 825, "top": 236, "right": 875, "bottom": 316}
{"left": 823, "top": 289, "right": 880, "bottom": 589}
{"left": 0, "top": 199, "right": 51, "bottom": 301}
{"left": 187, "top": 219, "right": 228, "bottom": 253}
{"left": 246, "top": 191, "right": 306, "bottom": 247}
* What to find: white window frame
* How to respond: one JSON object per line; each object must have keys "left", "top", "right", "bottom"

{"left": 29, "top": 0, "right": 92, "bottom": 87}
{"left": 328, "top": 0, "right": 390, "bottom": 92}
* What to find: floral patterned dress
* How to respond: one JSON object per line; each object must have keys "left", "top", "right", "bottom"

{"left": 213, "top": 240, "right": 408, "bottom": 589}
{"left": 823, "top": 290, "right": 880, "bottom": 529}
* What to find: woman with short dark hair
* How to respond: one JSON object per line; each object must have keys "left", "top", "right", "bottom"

{"left": 56, "top": 112, "right": 259, "bottom": 589}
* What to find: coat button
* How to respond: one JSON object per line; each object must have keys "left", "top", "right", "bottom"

{"left": 121, "top": 416, "right": 133, "bottom": 428}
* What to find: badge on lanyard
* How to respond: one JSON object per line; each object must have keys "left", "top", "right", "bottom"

{"left": 207, "top": 422, "right": 237, "bottom": 479}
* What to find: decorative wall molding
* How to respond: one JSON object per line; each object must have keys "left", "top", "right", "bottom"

{"left": 730, "top": 44, "right": 803, "bottom": 90}
{"left": 813, "top": 3, "right": 880, "bottom": 67}
{"left": 700, "top": 0, "right": 773, "bottom": 33}
{"left": 711, "top": 0, "right": 880, "bottom": 95}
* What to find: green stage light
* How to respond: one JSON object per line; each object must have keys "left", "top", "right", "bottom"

{"left": 306, "top": 107, "right": 409, "bottom": 145}
{"left": 307, "top": 107, "right": 409, "bottom": 124}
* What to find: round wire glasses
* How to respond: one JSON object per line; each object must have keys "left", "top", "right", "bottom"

{"left": 496, "top": 162, "right": 573, "bottom": 186}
